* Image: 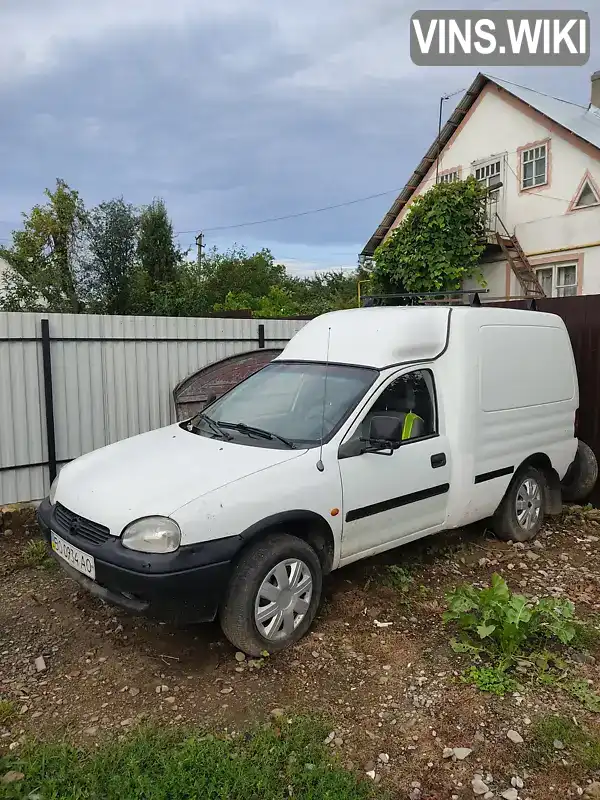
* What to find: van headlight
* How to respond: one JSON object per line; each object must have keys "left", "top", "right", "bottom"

{"left": 121, "top": 517, "right": 181, "bottom": 553}
{"left": 49, "top": 476, "right": 59, "bottom": 506}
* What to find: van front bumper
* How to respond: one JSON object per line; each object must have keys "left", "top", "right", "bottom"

{"left": 36, "top": 498, "right": 240, "bottom": 625}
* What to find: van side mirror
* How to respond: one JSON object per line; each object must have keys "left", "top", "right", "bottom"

{"left": 369, "top": 415, "right": 402, "bottom": 445}
{"left": 337, "top": 414, "right": 403, "bottom": 460}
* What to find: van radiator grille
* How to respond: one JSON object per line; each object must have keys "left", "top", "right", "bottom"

{"left": 54, "top": 504, "right": 111, "bottom": 546}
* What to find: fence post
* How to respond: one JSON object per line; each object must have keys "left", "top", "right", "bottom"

{"left": 41, "top": 319, "right": 58, "bottom": 484}
{"left": 258, "top": 323, "right": 265, "bottom": 349}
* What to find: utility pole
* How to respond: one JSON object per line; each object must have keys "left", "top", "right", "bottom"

{"left": 195, "top": 232, "right": 204, "bottom": 266}
{"left": 436, "top": 94, "right": 449, "bottom": 185}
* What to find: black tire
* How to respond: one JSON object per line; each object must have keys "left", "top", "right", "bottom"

{"left": 491, "top": 465, "right": 547, "bottom": 542}
{"left": 561, "top": 440, "right": 598, "bottom": 503}
{"left": 219, "top": 533, "right": 323, "bottom": 657}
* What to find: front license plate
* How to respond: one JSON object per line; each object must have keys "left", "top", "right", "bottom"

{"left": 51, "top": 532, "right": 96, "bottom": 580}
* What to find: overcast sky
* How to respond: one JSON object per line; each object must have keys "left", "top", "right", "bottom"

{"left": 0, "top": 0, "right": 597, "bottom": 273}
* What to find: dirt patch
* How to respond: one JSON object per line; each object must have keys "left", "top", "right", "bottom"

{"left": 2, "top": 512, "right": 600, "bottom": 798}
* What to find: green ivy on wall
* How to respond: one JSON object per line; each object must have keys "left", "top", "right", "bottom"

{"left": 373, "top": 177, "right": 489, "bottom": 294}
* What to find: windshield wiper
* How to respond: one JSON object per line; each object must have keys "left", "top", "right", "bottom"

{"left": 218, "top": 422, "right": 296, "bottom": 449}
{"left": 189, "top": 413, "right": 233, "bottom": 440}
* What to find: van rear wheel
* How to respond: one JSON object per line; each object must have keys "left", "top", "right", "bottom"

{"left": 492, "top": 466, "right": 546, "bottom": 543}
{"left": 220, "top": 533, "right": 323, "bottom": 657}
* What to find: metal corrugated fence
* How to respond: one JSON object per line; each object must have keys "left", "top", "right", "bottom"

{"left": 0, "top": 312, "right": 308, "bottom": 505}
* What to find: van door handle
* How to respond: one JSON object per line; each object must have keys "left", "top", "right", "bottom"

{"left": 431, "top": 453, "right": 446, "bottom": 468}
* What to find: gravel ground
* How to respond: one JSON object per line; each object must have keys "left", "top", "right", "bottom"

{"left": 2, "top": 506, "right": 600, "bottom": 799}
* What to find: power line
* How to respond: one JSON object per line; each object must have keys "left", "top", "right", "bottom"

{"left": 485, "top": 73, "right": 589, "bottom": 110}
{"left": 173, "top": 188, "right": 401, "bottom": 237}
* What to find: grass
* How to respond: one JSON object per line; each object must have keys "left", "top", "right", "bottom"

{"left": 530, "top": 715, "right": 600, "bottom": 770}
{"left": 572, "top": 617, "right": 600, "bottom": 652}
{"left": 0, "top": 699, "right": 16, "bottom": 725}
{"left": 565, "top": 679, "right": 600, "bottom": 713}
{"left": 0, "top": 718, "right": 378, "bottom": 800}
{"left": 22, "top": 539, "right": 50, "bottom": 568}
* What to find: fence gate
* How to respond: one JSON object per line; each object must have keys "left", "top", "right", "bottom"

{"left": 173, "top": 349, "right": 282, "bottom": 421}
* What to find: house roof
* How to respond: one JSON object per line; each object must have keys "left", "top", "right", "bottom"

{"left": 361, "top": 73, "right": 600, "bottom": 257}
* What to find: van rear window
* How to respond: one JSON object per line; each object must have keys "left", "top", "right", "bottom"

{"left": 479, "top": 325, "right": 575, "bottom": 412}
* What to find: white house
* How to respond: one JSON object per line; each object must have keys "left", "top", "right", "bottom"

{"left": 0, "top": 256, "right": 14, "bottom": 299}
{"left": 362, "top": 71, "right": 600, "bottom": 300}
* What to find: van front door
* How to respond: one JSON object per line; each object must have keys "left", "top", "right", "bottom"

{"left": 338, "top": 368, "right": 451, "bottom": 563}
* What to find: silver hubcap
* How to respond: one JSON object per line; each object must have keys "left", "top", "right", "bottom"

{"left": 515, "top": 477, "right": 542, "bottom": 530}
{"left": 254, "top": 559, "right": 313, "bottom": 641}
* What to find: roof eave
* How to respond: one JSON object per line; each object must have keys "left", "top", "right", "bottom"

{"left": 361, "top": 72, "right": 489, "bottom": 257}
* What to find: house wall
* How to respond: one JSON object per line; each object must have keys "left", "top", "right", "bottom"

{"left": 0, "top": 257, "right": 12, "bottom": 296}
{"left": 463, "top": 257, "right": 507, "bottom": 298}
{"left": 387, "top": 83, "right": 600, "bottom": 299}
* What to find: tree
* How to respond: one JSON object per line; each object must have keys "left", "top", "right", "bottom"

{"left": 285, "top": 269, "right": 364, "bottom": 314}
{"left": 137, "top": 199, "right": 181, "bottom": 289}
{"left": 0, "top": 179, "right": 87, "bottom": 312}
{"left": 85, "top": 198, "right": 139, "bottom": 313}
{"left": 372, "top": 177, "right": 488, "bottom": 294}
{"left": 198, "top": 246, "right": 288, "bottom": 310}
{"left": 0, "top": 183, "right": 365, "bottom": 318}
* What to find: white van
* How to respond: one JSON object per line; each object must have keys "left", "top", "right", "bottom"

{"left": 38, "top": 306, "right": 586, "bottom": 656}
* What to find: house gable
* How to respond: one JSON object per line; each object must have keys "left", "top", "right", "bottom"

{"left": 364, "top": 75, "right": 600, "bottom": 256}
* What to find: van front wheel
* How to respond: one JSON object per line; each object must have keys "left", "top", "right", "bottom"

{"left": 492, "top": 466, "right": 546, "bottom": 542}
{"left": 220, "top": 533, "right": 323, "bottom": 657}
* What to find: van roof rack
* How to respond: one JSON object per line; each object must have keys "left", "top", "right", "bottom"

{"left": 361, "top": 289, "right": 489, "bottom": 308}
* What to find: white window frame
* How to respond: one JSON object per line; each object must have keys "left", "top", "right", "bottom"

{"left": 573, "top": 179, "right": 600, "bottom": 209}
{"left": 474, "top": 159, "right": 502, "bottom": 189}
{"left": 535, "top": 262, "right": 578, "bottom": 297}
{"left": 438, "top": 170, "right": 459, "bottom": 184}
{"left": 521, "top": 143, "right": 548, "bottom": 189}
{"left": 472, "top": 155, "right": 506, "bottom": 232}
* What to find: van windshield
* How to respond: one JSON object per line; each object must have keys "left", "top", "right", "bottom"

{"left": 189, "top": 361, "right": 377, "bottom": 448}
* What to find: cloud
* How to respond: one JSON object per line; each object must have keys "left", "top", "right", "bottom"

{"left": 0, "top": 0, "right": 598, "bottom": 267}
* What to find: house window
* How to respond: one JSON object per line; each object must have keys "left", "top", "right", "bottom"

{"left": 535, "top": 263, "right": 577, "bottom": 297}
{"left": 521, "top": 144, "right": 548, "bottom": 189}
{"left": 573, "top": 179, "right": 600, "bottom": 208}
{"left": 439, "top": 170, "right": 459, "bottom": 184}
{"left": 475, "top": 160, "right": 501, "bottom": 188}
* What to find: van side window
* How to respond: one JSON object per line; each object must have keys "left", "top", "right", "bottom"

{"left": 361, "top": 370, "right": 437, "bottom": 443}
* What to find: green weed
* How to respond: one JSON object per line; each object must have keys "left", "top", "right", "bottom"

{"left": 0, "top": 699, "right": 16, "bottom": 725}
{"left": 0, "top": 718, "right": 376, "bottom": 800}
{"left": 384, "top": 565, "right": 413, "bottom": 593}
{"left": 442, "top": 574, "right": 600, "bottom": 706}
{"left": 443, "top": 573, "right": 577, "bottom": 669}
{"left": 462, "top": 665, "right": 516, "bottom": 696}
{"left": 22, "top": 539, "right": 50, "bottom": 568}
